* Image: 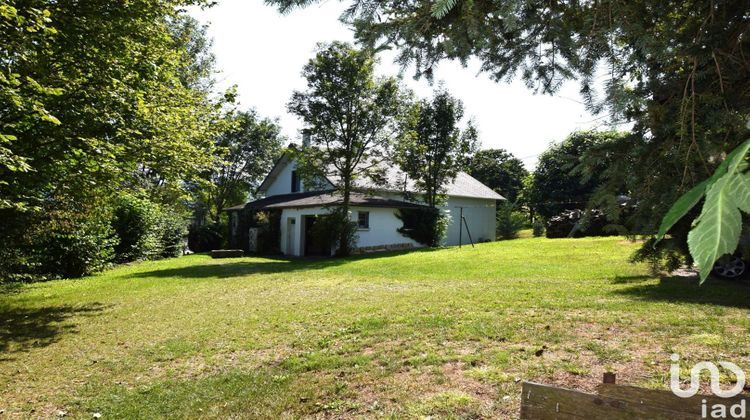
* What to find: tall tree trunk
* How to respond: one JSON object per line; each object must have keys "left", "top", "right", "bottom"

{"left": 339, "top": 172, "right": 352, "bottom": 256}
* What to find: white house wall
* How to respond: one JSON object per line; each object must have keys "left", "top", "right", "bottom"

{"left": 264, "top": 160, "right": 299, "bottom": 197}
{"left": 378, "top": 192, "right": 497, "bottom": 246}
{"left": 351, "top": 207, "right": 422, "bottom": 249}
{"left": 262, "top": 159, "right": 332, "bottom": 197}
{"left": 443, "top": 196, "right": 497, "bottom": 246}
{"left": 279, "top": 206, "right": 423, "bottom": 257}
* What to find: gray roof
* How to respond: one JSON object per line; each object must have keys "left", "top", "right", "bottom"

{"left": 226, "top": 191, "right": 429, "bottom": 211}
{"left": 331, "top": 164, "right": 506, "bottom": 201}
{"left": 256, "top": 150, "right": 505, "bottom": 201}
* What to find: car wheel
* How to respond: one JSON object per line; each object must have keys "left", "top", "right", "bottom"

{"left": 712, "top": 256, "right": 746, "bottom": 279}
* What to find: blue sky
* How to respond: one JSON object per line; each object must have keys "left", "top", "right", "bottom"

{"left": 190, "top": 0, "right": 612, "bottom": 168}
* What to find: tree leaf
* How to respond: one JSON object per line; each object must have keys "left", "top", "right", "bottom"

{"left": 724, "top": 138, "right": 750, "bottom": 175}
{"left": 730, "top": 170, "right": 750, "bottom": 214}
{"left": 654, "top": 179, "right": 708, "bottom": 244}
{"left": 687, "top": 173, "right": 743, "bottom": 284}
{"left": 431, "top": 0, "right": 459, "bottom": 18}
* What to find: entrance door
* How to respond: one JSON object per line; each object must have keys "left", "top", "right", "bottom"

{"left": 304, "top": 215, "right": 327, "bottom": 256}
{"left": 286, "top": 217, "right": 296, "bottom": 255}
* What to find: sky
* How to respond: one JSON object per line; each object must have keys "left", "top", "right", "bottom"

{"left": 189, "top": 0, "right": 608, "bottom": 168}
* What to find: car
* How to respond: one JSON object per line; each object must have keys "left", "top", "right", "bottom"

{"left": 712, "top": 255, "right": 747, "bottom": 279}
{"left": 712, "top": 232, "right": 749, "bottom": 279}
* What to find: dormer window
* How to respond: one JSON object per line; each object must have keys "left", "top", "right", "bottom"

{"left": 291, "top": 170, "right": 301, "bottom": 192}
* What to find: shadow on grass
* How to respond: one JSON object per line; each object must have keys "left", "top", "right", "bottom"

{"left": 614, "top": 276, "right": 750, "bottom": 308}
{"left": 0, "top": 303, "right": 106, "bottom": 359}
{"left": 611, "top": 275, "right": 654, "bottom": 284}
{"left": 133, "top": 247, "right": 443, "bottom": 280}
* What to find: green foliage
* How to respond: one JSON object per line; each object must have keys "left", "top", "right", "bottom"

{"left": 1, "top": 0, "right": 223, "bottom": 279}
{"left": 289, "top": 42, "right": 403, "bottom": 255}
{"left": 252, "top": 210, "right": 282, "bottom": 254}
{"left": 156, "top": 213, "right": 189, "bottom": 259}
{"left": 496, "top": 203, "right": 526, "bottom": 240}
{"left": 112, "top": 194, "right": 188, "bottom": 263}
{"left": 526, "top": 131, "right": 625, "bottom": 219}
{"left": 532, "top": 219, "right": 545, "bottom": 237}
{"left": 308, "top": 208, "right": 359, "bottom": 256}
{"left": 431, "top": 0, "right": 459, "bottom": 18}
{"left": 396, "top": 207, "right": 449, "bottom": 247}
{"left": 631, "top": 237, "right": 688, "bottom": 276}
{"left": 0, "top": 198, "right": 117, "bottom": 282}
{"left": 34, "top": 201, "right": 118, "bottom": 279}
{"left": 188, "top": 224, "right": 225, "bottom": 253}
{"left": 656, "top": 139, "right": 750, "bottom": 283}
{"left": 396, "top": 87, "right": 478, "bottom": 208}
{"left": 195, "top": 110, "right": 283, "bottom": 224}
{"left": 112, "top": 195, "right": 162, "bottom": 263}
{"left": 467, "top": 149, "right": 528, "bottom": 202}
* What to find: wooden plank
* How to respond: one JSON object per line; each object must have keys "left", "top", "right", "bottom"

{"left": 520, "top": 382, "right": 702, "bottom": 419}
{"left": 210, "top": 249, "right": 244, "bottom": 258}
{"left": 597, "top": 383, "right": 749, "bottom": 417}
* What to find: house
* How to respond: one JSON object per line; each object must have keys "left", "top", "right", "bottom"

{"left": 225, "top": 151, "right": 505, "bottom": 256}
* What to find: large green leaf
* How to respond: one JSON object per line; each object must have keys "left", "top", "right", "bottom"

{"left": 730, "top": 170, "right": 750, "bottom": 214}
{"left": 654, "top": 179, "right": 708, "bottom": 243}
{"left": 687, "top": 173, "right": 743, "bottom": 283}
{"left": 725, "top": 138, "right": 750, "bottom": 175}
{"left": 655, "top": 138, "right": 750, "bottom": 246}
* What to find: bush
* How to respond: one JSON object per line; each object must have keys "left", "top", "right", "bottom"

{"left": 496, "top": 203, "right": 526, "bottom": 240}
{"left": 0, "top": 199, "right": 118, "bottom": 281}
{"left": 38, "top": 204, "right": 118, "bottom": 278}
{"left": 396, "top": 207, "right": 449, "bottom": 247}
{"left": 112, "top": 194, "right": 189, "bottom": 261}
{"left": 253, "top": 210, "right": 281, "bottom": 254}
{"left": 156, "top": 211, "right": 188, "bottom": 258}
{"left": 112, "top": 194, "right": 161, "bottom": 262}
{"left": 188, "top": 223, "right": 225, "bottom": 253}
{"left": 532, "top": 219, "right": 545, "bottom": 237}
{"left": 308, "top": 207, "right": 358, "bottom": 256}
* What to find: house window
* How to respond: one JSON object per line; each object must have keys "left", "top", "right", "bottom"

{"left": 291, "top": 170, "right": 300, "bottom": 192}
{"left": 357, "top": 211, "right": 370, "bottom": 229}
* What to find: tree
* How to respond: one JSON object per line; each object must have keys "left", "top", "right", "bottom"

{"left": 468, "top": 149, "right": 528, "bottom": 202}
{"left": 526, "top": 131, "right": 624, "bottom": 220}
{"left": 0, "top": 0, "right": 224, "bottom": 280}
{"left": 396, "top": 87, "right": 478, "bottom": 208}
{"left": 266, "top": 0, "right": 750, "bottom": 271}
{"left": 288, "top": 42, "right": 402, "bottom": 256}
{"left": 204, "top": 110, "right": 283, "bottom": 223}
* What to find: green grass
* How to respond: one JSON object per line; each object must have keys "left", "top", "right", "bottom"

{"left": 1, "top": 236, "right": 750, "bottom": 418}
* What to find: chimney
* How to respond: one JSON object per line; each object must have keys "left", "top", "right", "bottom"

{"left": 302, "top": 133, "right": 311, "bottom": 147}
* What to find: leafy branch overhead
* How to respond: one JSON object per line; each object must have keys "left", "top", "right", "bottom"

{"left": 431, "top": 0, "right": 459, "bottom": 18}
{"left": 656, "top": 139, "right": 750, "bottom": 283}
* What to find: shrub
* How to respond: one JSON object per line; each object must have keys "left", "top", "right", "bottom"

{"left": 156, "top": 210, "right": 188, "bottom": 258}
{"left": 532, "top": 219, "right": 545, "bottom": 237}
{"left": 112, "top": 194, "right": 189, "bottom": 261}
{"left": 112, "top": 194, "right": 161, "bottom": 262}
{"left": 308, "top": 207, "right": 358, "bottom": 256}
{"left": 4, "top": 199, "right": 119, "bottom": 281}
{"left": 188, "top": 223, "right": 225, "bottom": 253}
{"left": 38, "top": 204, "right": 118, "bottom": 278}
{"left": 396, "top": 207, "right": 449, "bottom": 247}
{"left": 253, "top": 210, "right": 281, "bottom": 254}
{"left": 496, "top": 203, "right": 526, "bottom": 240}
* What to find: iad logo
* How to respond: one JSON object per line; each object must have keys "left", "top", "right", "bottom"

{"left": 670, "top": 353, "right": 746, "bottom": 418}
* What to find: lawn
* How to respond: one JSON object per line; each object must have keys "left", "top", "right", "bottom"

{"left": 2, "top": 236, "right": 750, "bottom": 418}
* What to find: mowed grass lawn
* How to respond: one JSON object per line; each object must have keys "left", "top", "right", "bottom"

{"left": 2, "top": 237, "right": 750, "bottom": 418}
